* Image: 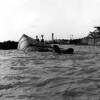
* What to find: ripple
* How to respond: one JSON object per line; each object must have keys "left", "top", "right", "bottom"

{"left": 10, "top": 67, "right": 28, "bottom": 70}
{"left": 0, "top": 46, "right": 100, "bottom": 100}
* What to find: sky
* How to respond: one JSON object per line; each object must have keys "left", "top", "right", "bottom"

{"left": 0, "top": 0, "right": 100, "bottom": 41}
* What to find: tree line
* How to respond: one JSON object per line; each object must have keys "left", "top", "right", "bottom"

{"left": 0, "top": 40, "right": 18, "bottom": 50}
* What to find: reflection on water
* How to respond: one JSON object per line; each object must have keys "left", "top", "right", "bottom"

{"left": 0, "top": 46, "right": 100, "bottom": 100}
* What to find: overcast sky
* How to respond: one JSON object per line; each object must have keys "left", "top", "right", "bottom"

{"left": 0, "top": 0, "right": 100, "bottom": 41}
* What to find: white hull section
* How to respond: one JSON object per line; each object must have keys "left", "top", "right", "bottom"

{"left": 18, "top": 34, "right": 36, "bottom": 50}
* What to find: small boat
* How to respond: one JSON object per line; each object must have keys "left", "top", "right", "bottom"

{"left": 52, "top": 45, "right": 74, "bottom": 54}
{"left": 18, "top": 34, "right": 52, "bottom": 52}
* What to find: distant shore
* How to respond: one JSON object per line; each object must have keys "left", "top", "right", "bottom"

{"left": 0, "top": 39, "right": 97, "bottom": 50}
{"left": 0, "top": 41, "right": 18, "bottom": 50}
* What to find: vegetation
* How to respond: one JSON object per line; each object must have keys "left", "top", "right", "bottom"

{"left": 0, "top": 40, "right": 18, "bottom": 50}
{"left": 87, "top": 26, "right": 100, "bottom": 45}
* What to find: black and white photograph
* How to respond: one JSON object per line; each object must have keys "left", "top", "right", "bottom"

{"left": 0, "top": 0, "right": 100, "bottom": 100}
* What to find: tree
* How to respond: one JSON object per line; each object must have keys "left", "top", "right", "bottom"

{"left": 88, "top": 26, "right": 100, "bottom": 45}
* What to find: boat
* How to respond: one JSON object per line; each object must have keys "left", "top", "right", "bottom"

{"left": 17, "top": 34, "right": 52, "bottom": 52}
{"left": 52, "top": 45, "right": 74, "bottom": 54}
{"left": 18, "top": 34, "right": 37, "bottom": 51}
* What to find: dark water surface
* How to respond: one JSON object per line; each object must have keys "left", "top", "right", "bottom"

{"left": 0, "top": 45, "right": 100, "bottom": 100}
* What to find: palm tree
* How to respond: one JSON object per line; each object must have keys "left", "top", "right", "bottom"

{"left": 88, "top": 26, "right": 100, "bottom": 45}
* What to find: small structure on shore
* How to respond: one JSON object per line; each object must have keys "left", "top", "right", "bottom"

{"left": 52, "top": 33, "right": 54, "bottom": 42}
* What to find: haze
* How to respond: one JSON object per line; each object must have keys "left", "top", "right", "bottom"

{"left": 0, "top": 0, "right": 100, "bottom": 41}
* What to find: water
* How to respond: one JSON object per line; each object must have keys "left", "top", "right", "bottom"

{"left": 0, "top": 45, "right": 100, "bottom": 100}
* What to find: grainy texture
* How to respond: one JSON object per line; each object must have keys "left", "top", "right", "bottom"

{"left": 0, "top": 45, "right": 100, "bottom": 100}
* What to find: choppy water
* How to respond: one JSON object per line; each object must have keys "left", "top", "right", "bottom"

{"left": 0, "top": 45, "right": 100, "bottom": 100}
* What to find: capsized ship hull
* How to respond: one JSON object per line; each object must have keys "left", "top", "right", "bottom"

{"left": 17, "top": 34, "right": 52, "bottom": 52}
{"left": 17, "top": 34, "right": 37, "bottom": 51}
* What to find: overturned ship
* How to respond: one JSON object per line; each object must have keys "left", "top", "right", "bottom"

{"left": 17, "top": 34, "right": 52, "bottom": 52}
